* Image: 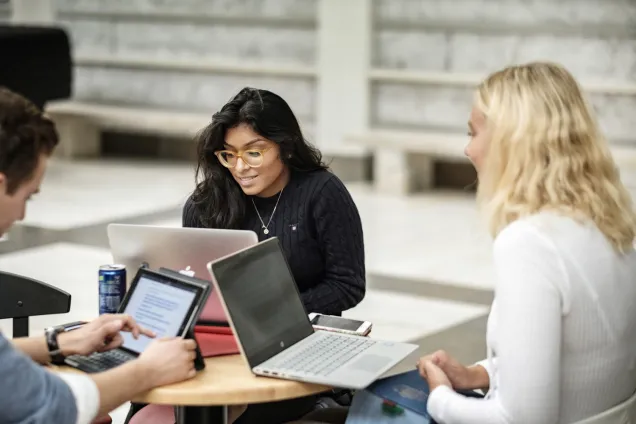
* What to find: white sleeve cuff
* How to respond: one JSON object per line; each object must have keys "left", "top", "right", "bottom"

{"left": 57, "top": 372, "right": 100, "bottom": 424}
{"left": 427, "top": 385, "right": 457, "bottom": 423}
{"left": 474, "top": 358, "right": 497, "bottom": 392}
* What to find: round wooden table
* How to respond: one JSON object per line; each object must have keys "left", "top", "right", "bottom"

{"left": 62, "top": 354, "right": 331, "bottom": 424}
{"left": 135, "top": 353, "right": 331, "bottom": 403}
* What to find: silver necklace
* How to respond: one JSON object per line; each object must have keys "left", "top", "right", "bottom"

{"left": 251, "top": 189, "right": 284, "bottom": 235}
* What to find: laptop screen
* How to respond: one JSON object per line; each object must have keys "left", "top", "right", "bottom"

{"left": 120, "top": 273, "right": 198, "bottom": 354}
{"left": 211, "top": 238, "right": 314, "bottom": 367}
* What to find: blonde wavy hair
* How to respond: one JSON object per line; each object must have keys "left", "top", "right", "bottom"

{"left": 475, "top": 62, "right": 636, "bottom": 252}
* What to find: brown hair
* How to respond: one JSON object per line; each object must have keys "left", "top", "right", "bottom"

{"left": 0, "top": 87, "right": 59, "bottom": 194}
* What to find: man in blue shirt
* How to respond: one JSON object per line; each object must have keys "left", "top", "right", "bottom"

{"left": 0, "top": 87, "right": 199, "bottom": 424}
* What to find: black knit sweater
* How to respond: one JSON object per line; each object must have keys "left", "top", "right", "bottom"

{"left": 182, "top": 169, "right": 366, "bottom": 315}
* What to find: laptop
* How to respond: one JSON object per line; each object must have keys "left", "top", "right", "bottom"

{"left": 207, "top": 238, "right": 419, "bottom": 390}
{"left": 64, "top": 267, "right": 210, "bottom": 373}
{"left": 107, "top": 223, "right": 258, "bottom": 324}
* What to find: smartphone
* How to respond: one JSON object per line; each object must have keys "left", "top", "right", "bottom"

{"left": 308, "top": 313, "right": 372, "bottom": 336}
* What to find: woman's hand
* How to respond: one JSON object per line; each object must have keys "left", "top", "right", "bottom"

{"left": 58, "top": 314, "right": 155, "bottom": 356}
{"left": 420, "top": 359, "right": 452, "bottom": 391}
{"left": 417, "top": 350, "right": 488, "bottom": 391}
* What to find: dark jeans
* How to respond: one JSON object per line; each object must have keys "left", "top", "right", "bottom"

{"left": 124, "top": 395, "right": 317, "bottom": 424}
{"left": 288, "top": 407, "right": 349, "bottom": 424}
{"left": 234, "top": 395, "right": 318, "bottom": 424}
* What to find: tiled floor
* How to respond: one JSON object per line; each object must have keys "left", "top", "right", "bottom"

{"left": 0, "top": 242, "right": 488, "bottom": 339}
{"left": 0, "top": 158, "right": 494, "bottom": 424}
{"left": 23, "top": 160, "right": 195, "bottom": 230}
{"left": 17, "top": 158, "right": 498, "bottom": 290}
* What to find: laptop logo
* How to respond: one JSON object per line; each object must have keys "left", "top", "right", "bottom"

{"left": 280, "top": 341, "right": 285, "bottom": 348}
{"left": 179, "top": 266, "right": 195, "bottom": 277}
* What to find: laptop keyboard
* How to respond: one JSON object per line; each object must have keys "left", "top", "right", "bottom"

{"left": 66, "top": 350, "right": 134, "bottom": 373}
{"left": 269, "top": 333, "right": 377, "bottom": 377}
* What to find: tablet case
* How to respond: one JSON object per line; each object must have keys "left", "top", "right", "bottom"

{"left": 185, "top": 329, "right": 206, "bottom": 371}
{"left": 157, "top": 266, "right": 239, "bottom": 358}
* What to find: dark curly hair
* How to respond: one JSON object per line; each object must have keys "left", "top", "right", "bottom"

{"left": 190, "top": 87, "right": 327, "bottom": 229}
{"left": 0, "top": 87, "right": 58, "bottom": 194}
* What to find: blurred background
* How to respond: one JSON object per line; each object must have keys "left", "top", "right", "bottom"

{"left": 0, "top": 1, "right": 634, "bottom": 421}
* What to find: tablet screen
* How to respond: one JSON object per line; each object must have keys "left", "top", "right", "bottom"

{"left": 120, "top": 274, "right": 198, "bottom": 354}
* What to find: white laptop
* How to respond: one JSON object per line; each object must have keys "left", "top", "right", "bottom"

{"left": 207, "top": 237, "right": 418, "bottom": 390}
{"left": 107, "top": 223, "right": 258, "bottom": 324}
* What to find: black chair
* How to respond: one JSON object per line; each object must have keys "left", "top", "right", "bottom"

{"left": 0, "top": 24, "right": 72, "bottom": 109}
{"left": 0, "top": 270, "right": 71, "bottom": 337}
{"left": 0, "top": 272, "right": 115, "bottom": 424}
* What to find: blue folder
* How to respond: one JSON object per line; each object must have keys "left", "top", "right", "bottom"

{"left": 345, "top": 370, "right": 484, "bottom": 424}
{"left": 345, "top": 370, "right": 432, "bottom": 423}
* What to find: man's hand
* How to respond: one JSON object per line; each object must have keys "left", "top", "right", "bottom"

{"left": 89, "top": 337, "right": 198, "bottom": 417}
{"left": 417, "top": 350, "right": 489, "bottom": 391}
{"left": 136, "top": 338, "right": 198, "bottom": 388}
{"left": 58, "top": 314, "right": 155, "bottom": 357}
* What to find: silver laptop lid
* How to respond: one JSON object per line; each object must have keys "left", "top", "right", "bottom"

{"left": 107, "top": 224, "right": 258, "bottom": 284}
{"left": 107, "top": 224, "right": 258, "bottom": 323}
{"left": 209, "top": 238, "right": 314, "bottom": 368}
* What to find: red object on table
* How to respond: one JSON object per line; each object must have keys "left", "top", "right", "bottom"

{"left": 194, "top": 325, "right": 233, "bottom": 336}
{"left": 193, "top": 325, "right": 239, "bottom": 357}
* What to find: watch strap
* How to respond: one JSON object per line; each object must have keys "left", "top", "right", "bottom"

{"left": 45, "top": 325, "right": 66, "bottom": 365}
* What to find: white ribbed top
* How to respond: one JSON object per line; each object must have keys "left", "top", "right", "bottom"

{"left": 428, "top": 212, "right": 636, "bottom": 424}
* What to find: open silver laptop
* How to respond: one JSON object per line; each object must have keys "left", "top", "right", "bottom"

{"left": 207, "top": 238, "right": 418, "bottom": 390}
{"left": 107, "top": 223, "right": 258, "bottom": 323}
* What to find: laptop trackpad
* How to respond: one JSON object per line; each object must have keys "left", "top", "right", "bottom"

{"left": 349, "top": 354, "right": 392, "bottom": 372}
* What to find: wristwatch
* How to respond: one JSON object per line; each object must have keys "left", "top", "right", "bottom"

{"left": 44, "top": 324, "right": 67, "bottom": 365}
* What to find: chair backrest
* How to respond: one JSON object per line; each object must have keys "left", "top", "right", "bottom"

{"left": 0, "top": 271, "right": 71, "bottom": 337}
{"left": 0, "top": 25, "right": 72, "bottom": 109}
{"left": 575, "top": 389, "right": 636, "bottom": 424}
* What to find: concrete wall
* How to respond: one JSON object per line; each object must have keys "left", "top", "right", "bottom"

{"left": 54, "top": 0, "right": 318, "bottom": 139}
{"left": 0, "top": 0, "right": 10, "bottom": 21}
{"left": 370, "top": 0, "right": 636, "bottom": 145}
{"left": 49, "top": 0, "right": 636, "bottom": 154}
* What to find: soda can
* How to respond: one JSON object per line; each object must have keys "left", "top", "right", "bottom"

{"left": 98, "top": 264, "right": 127, "bottom": 315}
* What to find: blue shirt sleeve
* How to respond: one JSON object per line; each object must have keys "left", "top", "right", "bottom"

{"left": 0, "top": 333, "right": 78, "bottom": 424}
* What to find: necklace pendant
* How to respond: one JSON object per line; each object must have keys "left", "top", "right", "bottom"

{"left": 263, "top": 228, "right": 269, "bottom": 235}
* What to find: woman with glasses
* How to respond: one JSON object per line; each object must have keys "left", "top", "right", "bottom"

{"left": 124, "top": 87, "right": 365, "bottom": 424}
{"left": 184, "top": 87, "right": 365, "bottom": 319}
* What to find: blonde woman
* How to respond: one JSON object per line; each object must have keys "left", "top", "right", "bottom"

{"left": 418, "top": 62, "right": 636, "bottom": 423}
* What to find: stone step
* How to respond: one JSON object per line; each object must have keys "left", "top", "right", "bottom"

{"left": 347, "top": 129, "right": 636, "bottom": 194}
